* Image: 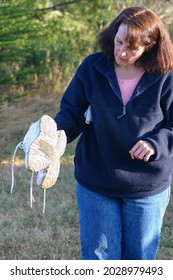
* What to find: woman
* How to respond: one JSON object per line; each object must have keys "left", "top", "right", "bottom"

{"left": 54, "top": 7, "right": 173, "bottom": 259}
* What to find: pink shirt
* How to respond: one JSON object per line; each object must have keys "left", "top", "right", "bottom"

{"left": 118, "top": 75, "right": 142, "bottom": 105}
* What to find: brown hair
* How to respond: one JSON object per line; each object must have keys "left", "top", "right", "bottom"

{"left": 98, "top": 7, "right": 173, "bottom": 74}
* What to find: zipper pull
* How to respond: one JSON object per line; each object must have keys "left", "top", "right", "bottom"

{"left": 117, "top": 106, "right": 126, "bottom": 119}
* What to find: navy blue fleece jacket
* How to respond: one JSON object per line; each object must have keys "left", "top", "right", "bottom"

{"left": 54, "top": 52, "right": 173, "bottom": 198}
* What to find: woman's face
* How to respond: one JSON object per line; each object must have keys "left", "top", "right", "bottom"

{"left": 114, "top": 23, "right": 146, "bottom": 66}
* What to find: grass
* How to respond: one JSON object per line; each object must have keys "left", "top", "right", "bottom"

{"left": 0, "top": 94, "right": 80, "bottom": 260}
{"left": 0, "top": 94, "right": 173, "bottom": 260}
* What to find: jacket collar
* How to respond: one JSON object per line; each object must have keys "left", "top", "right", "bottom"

{"left": 93, "top": 52, "right": 162, "bottom": 99}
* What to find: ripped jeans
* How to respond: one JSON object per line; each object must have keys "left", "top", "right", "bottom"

{"left": 76, "top": 182, "right": 171, "bottom": 260}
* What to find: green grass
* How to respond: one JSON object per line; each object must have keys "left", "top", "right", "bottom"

{"left": 0, "top": 141, "right": 80, "bottom": 260}
{"left": 0, "top": 95, "right": 80, "bottom": 260}
{"left": 0, "top": 94, "right": 173, "bottom": 260}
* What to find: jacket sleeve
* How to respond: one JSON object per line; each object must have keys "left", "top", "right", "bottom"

{"left": 144, "top": 75, "right": 173, "bottom": 160}
{"left": 54, "top": 63, "right": 89, "bottom": 143}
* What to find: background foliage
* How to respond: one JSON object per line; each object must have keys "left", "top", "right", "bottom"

{"left": 0, "top": 0, "right": 173, "bottom": 105}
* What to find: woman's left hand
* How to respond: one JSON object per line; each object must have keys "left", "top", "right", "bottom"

{"left": 129, "top": 140, "right": 155, "bottom": 162}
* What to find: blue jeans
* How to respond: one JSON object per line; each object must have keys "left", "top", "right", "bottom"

{"left": 76, "top": 182, "right": 171, "bottom": 260}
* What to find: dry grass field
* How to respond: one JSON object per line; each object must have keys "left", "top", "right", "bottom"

{"left": 0, "top": 93, "right": 173, "bottom": 260}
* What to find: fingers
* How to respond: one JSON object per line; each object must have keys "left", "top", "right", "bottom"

{"left": 129, "top": 140, "right": 155, "bottom": 162}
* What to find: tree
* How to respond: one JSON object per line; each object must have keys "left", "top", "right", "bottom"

{"left": 0, "top": 0, "right": 173, "bottom": 105}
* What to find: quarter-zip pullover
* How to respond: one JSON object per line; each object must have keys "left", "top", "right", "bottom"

{"left": 54, "top": 52, "right": 173, "bottom": 198}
